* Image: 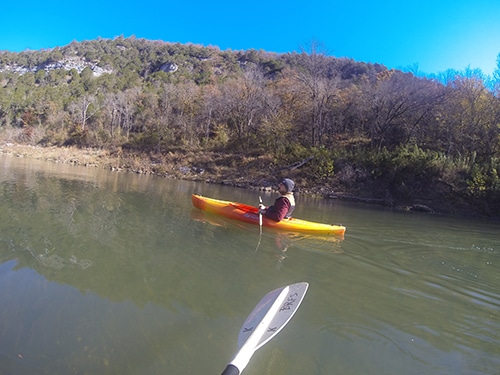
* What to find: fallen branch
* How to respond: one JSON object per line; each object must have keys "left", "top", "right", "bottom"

{"left": 275, "top": 156, "right": 314, "bottom": 172}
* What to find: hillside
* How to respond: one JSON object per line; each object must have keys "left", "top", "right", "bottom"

{"left": 1, "top": 37, "right": 499, "bottom": 217}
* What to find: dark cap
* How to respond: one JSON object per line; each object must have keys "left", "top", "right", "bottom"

{"left": 281, "top": 178, "right": 295, "bottom": 193}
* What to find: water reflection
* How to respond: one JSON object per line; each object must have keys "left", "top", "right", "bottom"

{"left": 0, "top": 155, "right": 499, "bottom": 375}
{"left": 191, "top": 208, "right": 345, "bottom": 255}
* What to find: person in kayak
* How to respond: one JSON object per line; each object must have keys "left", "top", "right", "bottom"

{"left": 259, "top": 178, "right": 296, "bottom": 222}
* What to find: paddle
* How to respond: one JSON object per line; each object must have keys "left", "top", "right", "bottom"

{"left": 221, "top": 282, "right": 309, "bottom": 375}
{"left": 258, "top": 196, "right": 263, "bottom": 234}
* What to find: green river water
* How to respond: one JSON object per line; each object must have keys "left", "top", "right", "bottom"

{"left": 0, "top": 155, "right": 499, "bottom": 375}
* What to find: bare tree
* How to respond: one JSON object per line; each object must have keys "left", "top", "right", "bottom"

{"left": 358, "top": 70, "right": 444, "bottom": 150}
{"left": 114, "top": 88, "right": 140, "bottom": 140}
{"left": 212, "top": 66, "right": 267, "bottom": 144}
{"left": 445, "top": 71, "right": 500, "bottom": 158}
{"left": 67, "top": 89, "right": 101, "bottom": 131}
{"left": 292, "top": 40, "right": 340, "bottom": 146}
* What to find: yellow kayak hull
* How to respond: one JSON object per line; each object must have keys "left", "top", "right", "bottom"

{"left": 192, "top": 194, "right": 346, "bottom": 236}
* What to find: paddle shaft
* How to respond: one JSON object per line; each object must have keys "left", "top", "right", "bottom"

{"left": 221, "top": 364, "right": 240, "bottom": 375}
{"left": 258, "top": 196, "right": 263, "bottom": 234}
{"left": 254, "top": 196, "right": 263, "bottom": 252}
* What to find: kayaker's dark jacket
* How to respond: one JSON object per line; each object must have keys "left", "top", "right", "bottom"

{"left": 264, "top": 193, "right": 295, "bottom": 222}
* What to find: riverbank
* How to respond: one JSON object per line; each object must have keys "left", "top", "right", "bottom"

{"left": 0, "top": 142, "right": 489, "bottom": 218}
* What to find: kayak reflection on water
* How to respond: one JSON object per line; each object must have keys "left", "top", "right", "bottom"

{"left": 190, "top": 208, "right": 344, "bottom": 266}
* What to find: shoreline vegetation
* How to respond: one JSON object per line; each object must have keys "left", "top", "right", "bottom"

{"left": 0, "top": 142, "right": 492, "bottom": 219}
{"left": 1, "top": 38, "right": 499, "bottom": 219}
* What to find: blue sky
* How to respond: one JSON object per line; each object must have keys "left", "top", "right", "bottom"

{"left": 1, "top": 0, "right": 499, "bottom": 76}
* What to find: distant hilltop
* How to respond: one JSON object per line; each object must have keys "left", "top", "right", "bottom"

{"left": 0, "top": 36, "right": 388, "bottom": 84}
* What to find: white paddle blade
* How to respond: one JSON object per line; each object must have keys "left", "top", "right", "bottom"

{"left": 223, "top": 282, "right": 309, "bottom": 375}
{"left": 237, "top": 282, "right": 309, "bottom": 350}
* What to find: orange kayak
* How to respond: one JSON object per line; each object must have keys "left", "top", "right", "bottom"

{"left": 192, "top": 194, "right": 346, "bottom": 236}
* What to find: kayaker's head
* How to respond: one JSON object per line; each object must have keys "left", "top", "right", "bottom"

{"left": 278, "top": 178, "right": 295, "bottom": 194}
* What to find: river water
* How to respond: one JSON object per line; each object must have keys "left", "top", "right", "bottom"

{"left": 0, "top": 155, "right": 499, "bottom": 375}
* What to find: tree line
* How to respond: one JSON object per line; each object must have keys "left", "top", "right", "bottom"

{"left": 1, "top": 37, "right": 499, "bottom": 215}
